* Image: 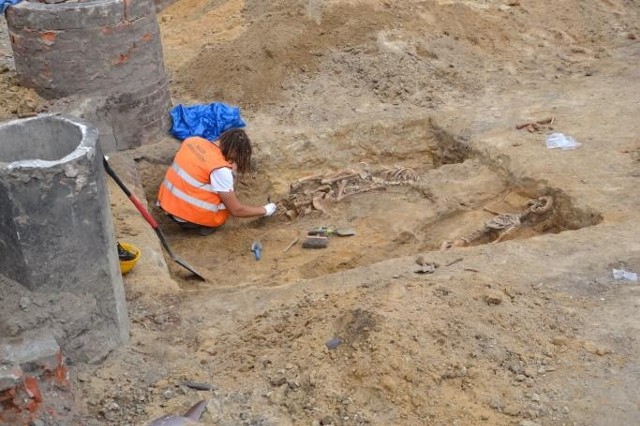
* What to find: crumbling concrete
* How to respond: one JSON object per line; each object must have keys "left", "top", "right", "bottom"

{"left": 0, "top": 114, "right": 129, "bottom": 363}
{"left": 153, "top": 0, "right": 178, "bottom": 13}
{"left": 5, "top": 0, "right": 172, "bottom": 151}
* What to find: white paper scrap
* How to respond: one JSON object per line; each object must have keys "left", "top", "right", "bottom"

{"left": 612, "top": 269, "right": 638, "bottom": 282}
{"left": 546, "top": 133, "right": 581, "bottom": 150}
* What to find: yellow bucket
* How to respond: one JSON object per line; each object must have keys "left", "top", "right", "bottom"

{"left": 118, "top": 242, "right": 141, "bottom": 275}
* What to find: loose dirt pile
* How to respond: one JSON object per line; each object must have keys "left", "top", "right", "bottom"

{"left": 1, "top": 0, "right": 640, "bottom": 425}
{"left": 0, "top": 20, "right": 47, "bottom": 120}
{"left": 169, "top": 0, "right": 638, "bottom": 114}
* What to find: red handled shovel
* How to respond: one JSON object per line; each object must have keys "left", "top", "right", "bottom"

{"left": 103, "top": 156, "right": 206, "bottom": 281}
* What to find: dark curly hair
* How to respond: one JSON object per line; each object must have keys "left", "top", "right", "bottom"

{"left": 218, "top": 128, "right": 252, "bottom": 174}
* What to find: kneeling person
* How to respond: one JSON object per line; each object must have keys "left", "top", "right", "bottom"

{"left": 157, "top": 129, "right": 276, "bottom": 235}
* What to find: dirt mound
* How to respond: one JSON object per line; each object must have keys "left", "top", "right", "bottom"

{"left": 172, "top": 0, "right": 639, "bottom": 112}
{"left": 76, "top": 254, "right": 624, "bottom": 425}
{"left": 0, "top": 69, "right": 45, "bottom": 120}
{"left": 193, "top": 277, "right": 597, "bottom": 424}
{"left": 0, "top": 20, "right": 47, "bottom": 120}
{"left": 174, "top": 1, "right": 396, "bottom": 108}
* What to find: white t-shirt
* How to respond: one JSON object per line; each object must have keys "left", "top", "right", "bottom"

{"left": 162, "top": 166, "right": 234, "bottom": 223}
{"left": 210, "top": 167, "right": 234, "bottom": 192}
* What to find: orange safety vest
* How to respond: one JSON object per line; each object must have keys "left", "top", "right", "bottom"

{"left": 157, "top": 137, "right": 232, "bottom": 227}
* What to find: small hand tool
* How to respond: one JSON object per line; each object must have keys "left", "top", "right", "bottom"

{"left": 251, "top": 240, "right": 263, "bottom": 260}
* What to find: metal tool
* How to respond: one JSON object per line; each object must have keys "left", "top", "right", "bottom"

{"left": 251, "top": 240, "right": 263, "bottom": 260}
{"left": 148, "top": 399, "right": 208, "bottom": 425}
{"left": 308, "top": 226, "right": 356, "bottom": 237}
{"left": 103, "top": 157, "right": 206, "bottom": 281}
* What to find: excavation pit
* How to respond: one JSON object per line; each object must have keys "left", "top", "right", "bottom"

{"left": 136, "top": 120, "right": 601, "bottom": 286}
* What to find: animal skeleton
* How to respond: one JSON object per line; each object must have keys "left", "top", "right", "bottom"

{"left": 277, "top": 164, "right": 420, "bottom": 218}
{"left": 440, "top": 196, "right": 554, "bottom": 249}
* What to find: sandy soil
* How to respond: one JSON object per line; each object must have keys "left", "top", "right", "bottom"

{"left": 0, "top": 42, "right": 43, "bottom": 120}
{"left": 2, "top": 0, "right": 640, "bottom": 425}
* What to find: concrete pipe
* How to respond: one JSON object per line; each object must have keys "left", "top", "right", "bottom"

{"left": 0, "top": 114, "right": 129, "bottom": 362}
{"left": 5, "top": 0, "right": 172, "bottom": 151}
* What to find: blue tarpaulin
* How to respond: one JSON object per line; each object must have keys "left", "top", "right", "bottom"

{"left": 0, "top": 0, "right": 20, "bottom": 14}
{"left": 170, "top": 102, "right": 246, "bottom": 141}
{"left": 1, "top": 0, "right": 21, "bottom": 14}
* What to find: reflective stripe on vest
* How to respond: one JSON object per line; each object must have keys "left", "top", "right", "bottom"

{"left": 171, "top": 162, "right": 214, "bottom": 192}
{"left": 161, "top": 178, "right": 226, "bottom": 212}
{"left": 157, "top": 136, "right": 232, "bottom": 227}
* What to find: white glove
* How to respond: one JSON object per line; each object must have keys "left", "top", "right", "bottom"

{"left": 263, "top": 203, "right": 277, "bottom": 217}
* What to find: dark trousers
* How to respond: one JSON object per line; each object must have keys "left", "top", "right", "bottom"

{"left": 168, "top": 214, "right": 222, "bottom": 236}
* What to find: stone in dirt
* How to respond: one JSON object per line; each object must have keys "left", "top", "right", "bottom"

{"left": 483, "top": 291, "right": 503, "bottom": 306}
{"left": 182, "top": 380, "right": 214, "bottom": 391}
{"left": 325, "top": 337, "right": 342, "bottom": 350}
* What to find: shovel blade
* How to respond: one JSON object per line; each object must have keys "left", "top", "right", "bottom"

{"left": 174, "top": 257, "right": 206, "bottom": 281}
{"left": 335, "top": 227, "right": 356, "bottom": 237}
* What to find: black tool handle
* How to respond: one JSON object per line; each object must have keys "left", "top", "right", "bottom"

{"left": 103, "top": 157, "right": 160, "bottom": 229}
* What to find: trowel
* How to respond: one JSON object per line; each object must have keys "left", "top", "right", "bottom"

{"left": 307, "top": 226, "right": 356, "bottom": 237}
{"left": 251, "top": 240, "right": 263, "bottom": 260}
{"left": 147, "top": 399, "right": 207, "bottom": 425}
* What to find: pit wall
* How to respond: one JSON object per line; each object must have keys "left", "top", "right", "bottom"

{"left": 5, "top": 0, "right": 172, "bottom": 151}
{"left": 428, "top": 120, "right": 603, "bottom": 229}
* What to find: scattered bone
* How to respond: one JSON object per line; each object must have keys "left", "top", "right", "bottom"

{"left": 375, "top": 165, "right": 420, "bottom": 182}
{"left": 312, "top": 193, "right": 329, "bottom": 216}
{"left": 337, "top": 184, "right": 387, "bottom": 201}
{"left": 336, "top": 179, "right": 348, "bottom": 201}
{"left": 293, "top": 172, "right": 325, "bottom": 185}
{"left": 516, "top": 117, "right": 555, "bottom": 132}
{"left": 285, "top": 209, "right": 297, "bottom": 220}
{"left": 321, "top": 170, "right": 359, "bottom": 185}
{"left": 414, "top": 255, "right": 438, "bottom": 274}
{"left": 293, "top": 199, "right": 312, "bottom": 209}
{"left": 282, "top": 237, "right": 300, "bottom": 253}
{"left": 485, "top": 213, "right": 521, "bottom": 230}
{"left": 445, "top": 257, "right": 464, "bottom": 267}
{"left": 415, "top": 263, "right": 437, "bottom": 274}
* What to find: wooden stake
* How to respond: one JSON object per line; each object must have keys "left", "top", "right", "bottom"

{"left": 282, "top": 237, "right": 300, "bottom": 253}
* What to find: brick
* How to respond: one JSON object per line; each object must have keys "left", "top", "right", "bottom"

{"left": 51, "top": 352, "right": 69, "bottom": 388}
{"left": 23, "top": 376, "right": 43, "bottom": 403}
{"left": 0, "top": 387, "right": 17, "bottom": 404}
{"left": 0, "top": 335, "right": 74, "bottom": 424}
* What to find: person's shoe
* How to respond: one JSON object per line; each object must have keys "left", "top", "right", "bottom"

{"left": 197, "top": 226, "right": 217, "bottom": 236}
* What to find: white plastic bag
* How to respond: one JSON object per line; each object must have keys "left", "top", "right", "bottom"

{"left": 546, "top": 133, "right": 581, "bottom": 150}
{"left": 612, "top": 269, "right": 638, "bottom": 282}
